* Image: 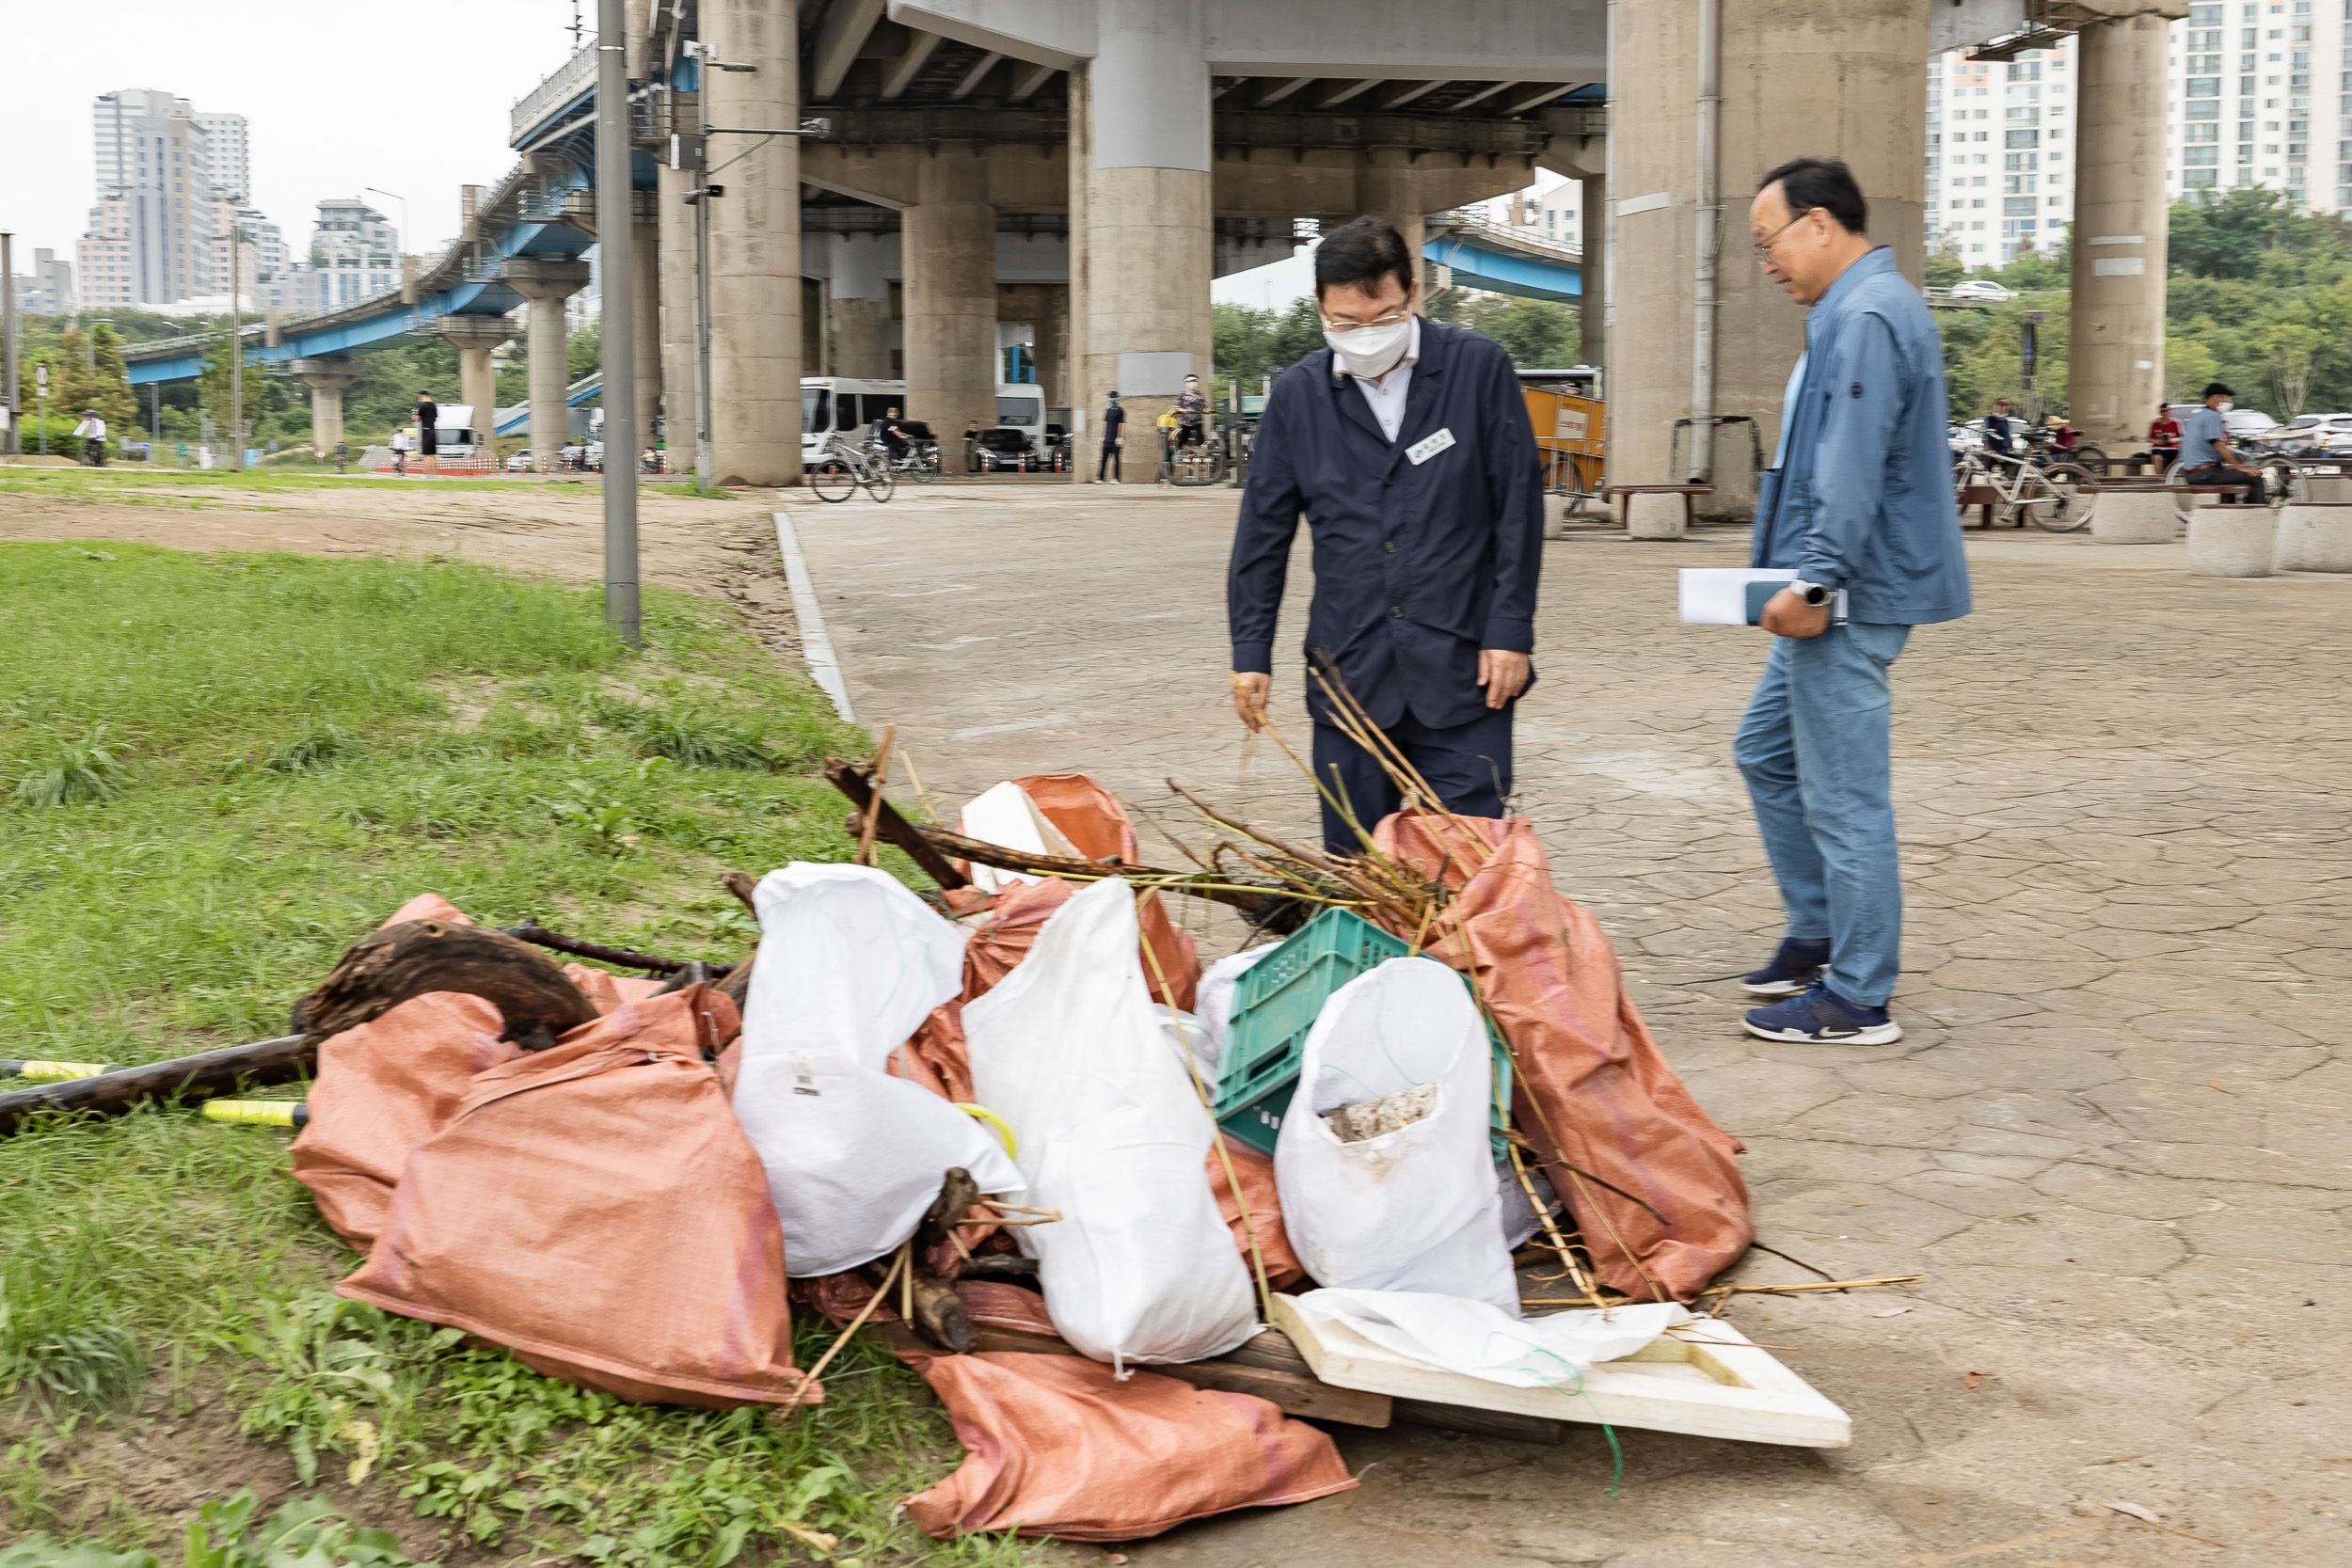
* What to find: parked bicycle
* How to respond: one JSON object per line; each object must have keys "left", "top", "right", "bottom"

{"left": 807, "top": 434, "right": 897, "bottom": 503}
{"left": 1953, "top": 443, "right": 2093, "bottom": 531}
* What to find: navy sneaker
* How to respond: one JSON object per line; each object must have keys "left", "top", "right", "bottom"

{"left": 1742, "top": 983, "right": 1902, "bottom": 1045}
{"left": 1741, "top": 938, "right": 1831, "bottom": 997}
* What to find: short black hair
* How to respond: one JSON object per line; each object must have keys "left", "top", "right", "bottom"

{"left": 1756, "top": 157, "right": 1868, "bottom": 236}
{"left": 1314, "top": 215, "right": 1417, "bottom": 298}
{"left": 2202, "top": 381, "right": 2233, "bottom": 398}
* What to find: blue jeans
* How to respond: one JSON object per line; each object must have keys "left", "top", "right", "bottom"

{"left": 1733, "top": 623, "right": 1912, "bottom": 1006}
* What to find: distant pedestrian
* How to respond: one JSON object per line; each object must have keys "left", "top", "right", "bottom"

{"left": 962, "top": 418, "right": 982, "bottom": 474}
{"left": 73, "top": 409, "right": 107, "bottom": 467}
{"left": 2048, "top": 418, "right": 2077, "bottom": 453}
{"left": 1097, "top": 392, "right": 1125, "bottom": 483}
{"left": 1174, "top": 373, "right": 1208, "bottom": 448}
{"left": 2146, "top": 403, "right": 2182, "bottom": 470}
{"left": 1981, "top": 398, "right": 2016, "bottom": 456}
{"left": 1735, "top": 156, "right": 1971, "bottom": 1046}
{"left": 2177, "top": 381, "right": 2266, "bottom": 504}
{"left": 416, "top": 392, "right": 440, "bottom": 474}
{"left": 389, "top": 427, "right": 412, "bottom": 475}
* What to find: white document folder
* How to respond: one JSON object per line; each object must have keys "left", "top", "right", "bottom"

{"left": 1677, "top": 568, "right": 1849, "bottom": 626}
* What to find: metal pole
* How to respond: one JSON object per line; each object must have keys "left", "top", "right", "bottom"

{"left": 229, "top": 221, "right": 244, "bottom": 471}
{"left": 2, "top": 231, "right": 18, "bottom": 456}
{"left": 1688, "top": 0, "right": 1722, "bottom": 484}
{"left": 596, "top": 0, "right": 641, "bottom": 646}
{"left": 693, "top": 187, "right": 714, "bottom": 489}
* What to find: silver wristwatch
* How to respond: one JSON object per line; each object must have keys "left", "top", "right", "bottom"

{"left": 1790, "top": 579, "right": 1832, "bottom": 607}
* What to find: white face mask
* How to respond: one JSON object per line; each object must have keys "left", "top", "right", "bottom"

{"left": 2216, "top": 401, "right": 2233, "bottom": 413}
{"left": 1326, "top": 317, "right": 1412, "bottom": 379}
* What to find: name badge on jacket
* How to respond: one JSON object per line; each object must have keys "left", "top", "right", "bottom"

{"left": 1406, "top": 427, "right": 1455, "bottom": 466}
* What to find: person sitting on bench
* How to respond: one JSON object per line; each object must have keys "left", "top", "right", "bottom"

{"left": 2178, "top": 382, "right": 2265, "bottom": 505}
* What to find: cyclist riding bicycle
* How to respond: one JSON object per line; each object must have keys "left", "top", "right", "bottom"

{"left": 872, "top": 405, "right": 912, "bottom": 462}
{"left": 1173, "top": 373, "right": 1209, "bottom": 448}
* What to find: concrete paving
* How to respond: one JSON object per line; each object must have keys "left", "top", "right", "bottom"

{"left": 791, "top": 484, "right": 2352, "bottom": 1566}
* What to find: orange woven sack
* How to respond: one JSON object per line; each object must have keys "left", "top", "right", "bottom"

{"left": 338, "top": 986, "right": 813, "bottom": 1409}
{"left": 292, "top": 895, "right": 663, "bottom": 1251}
{"left": 1375, "top": 814, "right": 1754, "bottom": 1301}
{"left": 899, "top": 1351, "right": 1355, "bottom": 1541}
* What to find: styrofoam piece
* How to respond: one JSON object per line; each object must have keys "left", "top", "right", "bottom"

{"left": 1269, "top": 1294, "right": 1852, "bottom": 1449}
{"left": 957, "top": 781, "right": 1081, "bottom": 893}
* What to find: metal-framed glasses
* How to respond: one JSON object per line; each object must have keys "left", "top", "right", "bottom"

{"left": 1319, "top": 306, "right": 1414, "bottom": 334}
{"left": 1752, "top": 209, "right": 1814, "bottom": 264}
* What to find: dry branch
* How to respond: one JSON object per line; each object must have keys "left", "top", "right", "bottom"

{"left": 292, "top": 919, "right": 600, "bottom": 1052}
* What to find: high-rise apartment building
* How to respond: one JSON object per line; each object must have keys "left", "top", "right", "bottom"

{"left": 306, "top": 198, "right": 403, "bottom": 309}
{"left": 1929, "top": 7, "right": 2339, "bottom": 267}
{"left": 194, "top": 112, "right": 250, "bottom": 201}
{"left": 87, "top": 88, "right": 220, "bottom": 303}
{"left": 2169, "top": 0, "right": 2337, "bottom": 210}
{"left": 1927, "top": 40, "right": 2081, "bottom": 264}
{"left": 12, "top": 249, "right": 76, "bottom": 315}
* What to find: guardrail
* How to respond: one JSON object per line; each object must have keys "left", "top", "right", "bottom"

{"left": 513, "top": 43, "right": 597, "bottom": 144}
{"left": 1425, "top": 209, "right": 1583, "bottom": 265}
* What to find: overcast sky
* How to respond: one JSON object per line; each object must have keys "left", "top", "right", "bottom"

{"left": 1, "top": 0, "right": 580, "bottom": 263}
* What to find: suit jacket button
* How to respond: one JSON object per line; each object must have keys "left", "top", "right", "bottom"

{"left": 1390, "top": 606, "right": 1404, "bottom": 618}
{"left": 1385, "top": 541, "right": 1397, "bottom": 553}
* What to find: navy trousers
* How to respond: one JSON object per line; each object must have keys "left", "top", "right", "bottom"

{"left": 1311, "top": 707, "right": 1514, "bottom": 853}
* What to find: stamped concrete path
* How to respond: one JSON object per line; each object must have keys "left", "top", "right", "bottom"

{"left": 792, "top": 485, "right": 2352, "bottom": 1567}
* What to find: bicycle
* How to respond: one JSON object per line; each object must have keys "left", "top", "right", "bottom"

{"left": 1953, "top": 445, "right": 2093, "bottom": 531}
{"left": 2162, "top": 449, "right": 2295, "bottom": 525}
{"left": 882, "top": 442, "right": 939, "bottom": 483}
{"left": 1167, "top": 427, "right": 1227, "bottom": 486}
{"left": 807, "top": 435, "right": 896, "bottom": 503}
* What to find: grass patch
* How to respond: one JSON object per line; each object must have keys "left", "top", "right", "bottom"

{"left": 0, "top": 469, "right": 728, "bottom": 500}
{"left": 0, "top": 542, "right": 1031, "bottom": 1565}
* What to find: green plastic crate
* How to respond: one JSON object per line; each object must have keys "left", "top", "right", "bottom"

{"left": 1211, "top": 907, "right": 1512, "bottom": 1156}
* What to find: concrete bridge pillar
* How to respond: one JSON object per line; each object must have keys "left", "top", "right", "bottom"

{"left": 632, "top": 202, "right": 662, "bottom": 460}
{"left": 502, "top": 258, "right": 592, "bottom": 472}
{"left": 904, "top": 143, "right": 1000, "bottom": 446}
{"left": 705, "top": 0, "right": 802, "bottom": 485}
{"left": 997, "top": 282, "right": 1072, "bottom": 412}
{"left": 1069, "top": 0, "right": 1214, "bottom": 452}
{"left": 2068, "top": 12, "right": 2172, "bottom": 449}
{"left": 824, "top": 232, "right": 897, "bottom": 379}
{"left": 429, "top": 317, "right": 517, "bottom": 444}
{"left": 1610, "top": 0, "right": 1927, "bottom": 515}
{"left": 657, "top": 162, "right": 699, "bottom": 465}
{"left": 1359, "top": 150, "right": 1428, "bottom": 294}
{"left": 292, "top": 357, "right": 362, "bottom": 456}
{"left": 1580, "top": 171, "right": 1606, "bottom": 368}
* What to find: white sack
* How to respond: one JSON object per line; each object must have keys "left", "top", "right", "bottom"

{"left": 1190, "top": 942, "right": 1279, "bottom": 1092}
{"left": 957, "top": 780, "right": 1080, "bottom": 894}
{"left": 735, "top": 863, "right": 1024, "bottom": 1277}
{"left": 963, "top": 876, "right": 1258, "bottom": 1368}
{"left": 1275, "top": 957, "right": 1518, "bottom": 1312}
{"left": 1286, "top": 1288, "right": 1690, "bottom": 1386}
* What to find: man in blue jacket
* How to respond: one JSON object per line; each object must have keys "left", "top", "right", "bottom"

{"left": 1735, "top": 157, "right": 1971, "bottom": 1046}
{"left": 1228, "top": 216, "right": 1544, "bottom": 851}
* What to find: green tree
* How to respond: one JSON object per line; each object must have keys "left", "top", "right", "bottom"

{"left": 2249, "top": 321, "right": 2324, "bottom": 416}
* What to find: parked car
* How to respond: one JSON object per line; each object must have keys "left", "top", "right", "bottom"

{"left": 1947, "top": 279, "right": 2016, "bottom": 302}
{"left": 2275, "top": 412, "right": 2352, "bottom": 453}
{"left": 973, "top": 427, "right": 1040, "bottom": 471}
{"left": 506, "top": 449, "right": 534, "bottom": 472}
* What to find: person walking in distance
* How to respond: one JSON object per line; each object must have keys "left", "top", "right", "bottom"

{"left": 415, "top": 391, "right": 439, "bottom": 475}
{"left": 1735, "top": 157, "right": 1971, "bottom": 1046}
{"left": 2177, "top": 382, "right": 2266, "bottom": 503}
{"left": 1097, "top": 391, "right": 1126, "bottom": 483}
{"left": 1228, "top": 215, "right": 1543, "bottom": 852}
{"left": 1980, "top": 397, "right": 2016, "bottom": 457}
{"left": 72, "top": 408, "right": 107, "bottom": 467}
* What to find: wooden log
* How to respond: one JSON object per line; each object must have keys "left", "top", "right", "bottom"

{"left": 291, "top": 919, "right": 600, "bottom": 1053}
{"left": 503, "top": 921, "right": 736, "bottom": 978}
{"left": 0, "top": 1035, "right": 312, "bottom": 1137}
{"left": 821, "top": 760, "right": 973, "bottom": 889}
{"left": 1393, "top": 1399, "right": 1565, "bottom": 1445}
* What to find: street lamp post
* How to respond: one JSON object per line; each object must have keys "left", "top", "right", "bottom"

{"left": 594, "top": 0, "right": 641, "bottom": 646}
{"left": 229, "top": 220, "right": 245, "bottom": 471}
{"left": 2, "top": 230, "right": 17, "bottom": 457}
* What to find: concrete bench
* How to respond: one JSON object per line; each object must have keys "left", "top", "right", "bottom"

{"left": 2274, "top": 500, "right": 2352, "bottom": 572}
{"left": 2187, "top": 506, "right": 2277, "bottom": 577}
{"left": 2082, "top": 484, "right": 2183, "bottom": 544}
{"left": 1604, "top": 484, "right": 1712, "bottom": 541}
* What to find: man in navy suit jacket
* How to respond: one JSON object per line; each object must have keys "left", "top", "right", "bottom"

{"left": 1228, "top": 216, "right": 1545, "bottom": 852}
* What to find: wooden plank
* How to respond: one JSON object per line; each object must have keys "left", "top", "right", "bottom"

{"left": 1268, "top": 1297, "right": 1851, "bottom": 1449}
{"left": 860, "top": 1323, "right": 1392, "bottom": 1428}
{"left": 1394, "top": 1398, "right": 1565, "bottom": 1445}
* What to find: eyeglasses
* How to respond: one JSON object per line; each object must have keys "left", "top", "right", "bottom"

{"left": 1319, "top": 305, "right": 1413, "bottom": 335}
{"left": 1752, "top": 209, "right": 1815, "bottom": 265}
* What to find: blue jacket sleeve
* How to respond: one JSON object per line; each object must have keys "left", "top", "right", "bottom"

{"left": 1228, "top": 374, "right": 1303, "bottom": 673}
{"left": 1798, "top": 312, "right": 1905, "bottom": 592}
{"left": 1477, "top": 345, "right": 1544, "bottom": 652}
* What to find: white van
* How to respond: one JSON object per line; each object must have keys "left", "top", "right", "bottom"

{"left": 801, "top": 377, "right": 1054, "bottom": 464}
{"left": 427, "top": 404, "right": 483, "bottom": 459}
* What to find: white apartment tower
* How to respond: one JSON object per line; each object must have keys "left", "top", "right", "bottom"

{"left": 1928, "top": 40, "right": 2080, "bottom": 264}
{"left": 84, "top": 88, "right": 218, "bottom": 304}
{"left": 194, "top": 112, "right": 250, "bottom": 201}
{"left": 307, "top": 198, "right": 403, "bottom": 309}
{"left": 2169, "top": 0, "right": 2336, "bottom": 209}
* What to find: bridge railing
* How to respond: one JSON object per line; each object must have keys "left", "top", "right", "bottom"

{"left": 1426, "top": 209, "right": 1582, "bottom": 264}
{"left": 513, "top": 43, "right": 597, "bottom": 144}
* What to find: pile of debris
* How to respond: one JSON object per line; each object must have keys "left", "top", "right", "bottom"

{"left": 0, "top": 731, "right": 1900, "bottom": 1542}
